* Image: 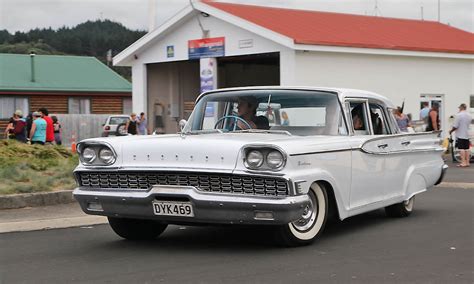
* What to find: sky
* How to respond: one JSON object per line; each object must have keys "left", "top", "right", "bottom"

{"left": 1, "top": 0, "right": 473, "bottom": 33}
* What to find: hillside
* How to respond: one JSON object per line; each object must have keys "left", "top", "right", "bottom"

{"left": 0, "top": 20, "right": 146, "bottom": 80}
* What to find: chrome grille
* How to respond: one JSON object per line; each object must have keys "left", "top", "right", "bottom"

{"left": 77, "top": 171, "right": 289, "bottom": 196}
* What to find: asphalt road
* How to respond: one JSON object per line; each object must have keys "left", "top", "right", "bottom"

{"left": 1, "top": 187, "right": 473, "bottom": 284}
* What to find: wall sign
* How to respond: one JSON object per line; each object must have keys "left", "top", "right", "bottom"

{"left": 188, "top": 37, "right": 225, "bottom": 59}
{"left": 166, "top": 45, "right": 174, "bottom": 58}
{"left": 238, "top": 39, "right": 253, "bottom": 49}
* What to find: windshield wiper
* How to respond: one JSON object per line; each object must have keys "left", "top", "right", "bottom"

{"left": 235, "top": 129, "right": 292, "bottom": 136}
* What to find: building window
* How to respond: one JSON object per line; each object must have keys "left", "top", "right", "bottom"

{"left": 123, "top": 98, "right": 132, "bottom": 114}
{"left": 68, "top": 98, "right": 90, "bottom": 114}
{"left": 470, "top": 95, "right": 474, "bottom": 110}
{"left": 0, "top": 97, "right": 29, "bottom": 119}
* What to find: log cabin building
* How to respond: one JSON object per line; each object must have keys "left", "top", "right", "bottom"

{"left": 0, "top": 53, "right": 132, "bottom": 134}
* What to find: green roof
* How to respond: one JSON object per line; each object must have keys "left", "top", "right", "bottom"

{"left": 0, "top": 53, "right": 131, "bottom": 93}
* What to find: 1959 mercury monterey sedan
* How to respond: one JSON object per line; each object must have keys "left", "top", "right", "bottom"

{"left": 73, "top": 87, "right": 447, "bottom": 246}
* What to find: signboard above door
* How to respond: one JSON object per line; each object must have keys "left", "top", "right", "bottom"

{"left": 188, "top": 37, "right": 225, "bottom": 59}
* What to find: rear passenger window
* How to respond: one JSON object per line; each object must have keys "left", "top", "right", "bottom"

{"left": 368, "top": 104, "right": 389, "bottom": 135}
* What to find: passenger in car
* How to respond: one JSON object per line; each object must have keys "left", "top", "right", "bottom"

{"left": 236, "top": 96, "right": 269, "bottom": 130}
{"left": 351, "top": 104, "right": 365, "bottom": 131}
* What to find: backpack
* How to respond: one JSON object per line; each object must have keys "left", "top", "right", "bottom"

{"left": 13, "top": 119, "right": 26, "bottom": 135}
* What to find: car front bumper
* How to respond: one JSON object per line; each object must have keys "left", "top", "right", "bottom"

{"left": 73, "top": 185, "right": 310, "bottom": 225}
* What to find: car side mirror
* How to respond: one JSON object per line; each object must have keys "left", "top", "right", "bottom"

{"left": 179, "top": 119, "right": 187, "bottom": 132}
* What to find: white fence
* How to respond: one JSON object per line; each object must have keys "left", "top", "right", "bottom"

{"left": 53, "top": 114, "right": 113, "bottom": 146}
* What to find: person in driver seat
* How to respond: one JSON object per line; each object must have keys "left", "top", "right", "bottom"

{"left": 235, "top": 96, "right": 270, "bottom": 130}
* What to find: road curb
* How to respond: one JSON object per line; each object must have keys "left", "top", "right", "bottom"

{"left": 0, "top": 215, "right": 108, "bottom": 234}
{"left": 0, "top": 190, "right": 75, "bottom": 210}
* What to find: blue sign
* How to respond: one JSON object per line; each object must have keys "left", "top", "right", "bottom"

{"left": 166, "top": 45, "right": 174, "bottom": 58}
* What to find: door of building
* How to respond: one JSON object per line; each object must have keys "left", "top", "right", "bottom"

{"left": 420, "top": 94, "right": 444, "bottom": 136}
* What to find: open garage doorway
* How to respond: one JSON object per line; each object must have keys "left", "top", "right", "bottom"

{"left": 146, "top": 52, "right": 280, "bottom": 134}
{"left": 218, "top": 52, "right": 280, "bottom": 88}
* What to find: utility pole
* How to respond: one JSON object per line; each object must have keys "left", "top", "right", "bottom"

{"left": 420, "top": 5, "right": 424, "bottom": 20}
{"left": 373, "top": 0, "right": 382, "bottom": 17}
{"left": 438, "top": 0, "right": 440, "bottom": 22}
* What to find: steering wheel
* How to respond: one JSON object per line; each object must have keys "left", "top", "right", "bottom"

{"left": 214, "top": 115, "right": 252, "bottom": 131}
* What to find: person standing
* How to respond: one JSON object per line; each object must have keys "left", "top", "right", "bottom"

{"left": 449, "top": 103, "right": 472, "bottom": 167}
{"left": 29, "top": 112, "right": 47, "bottom": 145}
{"left": 12, "top": 110, "right": 27, "bottom": 142}
{"left": 425, "top": 103, "right": 440, "bottom": 131}
{"left": 394, "top": 107, "right": 412, "bottom": 132}
{"left": 52, "top": 115, "right": 62, "bottom": 145}
{"left": 38, "top": 108, "right": 55, "bottom": 144}
{"left": 138, "top": 112, "right": 148, "bottom": 135}
{"left": 420, "top": 102, "right": 430, "bottom": 121}
{"left": 125, "top": 113, "right": 138, "bottom": 135}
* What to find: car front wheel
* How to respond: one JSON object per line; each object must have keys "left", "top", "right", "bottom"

{"left": 385, "top": 196, "right": 415, "bottom": 218}
{"left": 275, "top": 183, "right": 328, "bottom": 246}
{"left": 108, "top": 217, "right": 168, "bottom": 240}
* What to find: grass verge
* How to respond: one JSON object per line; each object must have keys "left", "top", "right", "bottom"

{"left": 0, "top": 140, "right": 78, "bottom": 195}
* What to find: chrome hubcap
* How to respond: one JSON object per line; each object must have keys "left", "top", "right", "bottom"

{"left": 292, "top": 191, "right": 318, "bottom": 232}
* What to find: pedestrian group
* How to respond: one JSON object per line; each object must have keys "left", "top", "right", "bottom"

{"left": 4, "top": 108, "right": 62, "bottom": 146}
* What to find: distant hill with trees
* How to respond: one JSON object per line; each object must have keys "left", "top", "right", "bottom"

{"left": 0, "top": 20, "right": 146, "bottom": 80}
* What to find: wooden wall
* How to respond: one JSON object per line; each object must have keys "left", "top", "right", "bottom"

{"left": 30, "top": 95, "right": 68, "bottom": 113}
{"left": 91, "top": 97, "right": 123, "bottom": 114}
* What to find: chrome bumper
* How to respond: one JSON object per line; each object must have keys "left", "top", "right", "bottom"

{"left": 73, "top": 185, "right": 310, "bottom": 225}
{"left": 435, "top": 164, "right": 449, "bottom": 185}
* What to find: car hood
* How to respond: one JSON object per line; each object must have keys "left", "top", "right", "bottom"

{"left": 81, "top": 133, "right": 352, "bottom": 171}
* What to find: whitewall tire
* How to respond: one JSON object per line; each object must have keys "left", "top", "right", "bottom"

{"left": 385, "top": 196, "right": 415, "bottom": 218}
{"left": 275, "top": 183, "right": 328, "bottom": 246}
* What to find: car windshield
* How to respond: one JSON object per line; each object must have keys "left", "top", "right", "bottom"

{"left": 109, "top": 117, "right": 129, "bottom": 125}
{"left": 184, "top": 89, "right": 348, "bottom": 136}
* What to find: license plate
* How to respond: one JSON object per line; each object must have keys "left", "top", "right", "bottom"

{"left": 152, "top": 201, "right": 194, "bottom": 217}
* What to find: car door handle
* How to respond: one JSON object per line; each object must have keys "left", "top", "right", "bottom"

{"left": 377, "top": 143, "right": 388, "bottom": 149}
{"left": 401, "top": 141, "right": 411, "bottom": 146}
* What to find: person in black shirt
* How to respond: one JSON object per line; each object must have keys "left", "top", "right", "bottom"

{"left": 125, "top": 113, "right": 138, "bottom": 135}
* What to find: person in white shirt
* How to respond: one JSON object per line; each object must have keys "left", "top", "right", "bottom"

{"left": 449, "top": 103, "right": 472, "bottom": 167}
{"left": 420, "top": 102, "right": 430, "bottom": 121}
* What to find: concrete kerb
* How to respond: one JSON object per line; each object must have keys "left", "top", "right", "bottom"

{"left": 0, "top": 190, "right": 75, "bottom": 210}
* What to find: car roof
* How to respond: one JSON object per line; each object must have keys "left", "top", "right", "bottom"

{"left": 198, "top": 86, "right": 395, "bottom": 108}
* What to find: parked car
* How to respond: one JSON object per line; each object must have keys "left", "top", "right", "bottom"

{"left": 74, "top": 87, "right": 446, "bottom": 246}
{"left": 101, "top": 115, "right": 129, "bottom": 137}
{"left": 450, "top": 118, "right": 474, "bottom": 162}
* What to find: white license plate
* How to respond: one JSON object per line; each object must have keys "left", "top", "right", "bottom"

{"left": 152, "top": 201, "right": 194, "bottom": 217}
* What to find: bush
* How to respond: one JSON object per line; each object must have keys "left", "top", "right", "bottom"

{"left": 0, "top": 140, "right": 79, "bottom": 195}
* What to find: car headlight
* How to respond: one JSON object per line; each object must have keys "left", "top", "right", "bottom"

{"left": 98, "top": 148, "right": 115, "bottom": 164}
{"left": 78, "top": 142, "right": 116, "bottom": 166}
{"left": 82, "top": 147, "right": 96, "bottom": 163}
{"left": 246, "top": 150, "right": 264, "bottom": 168}
{"left": 266, "top": 150, "right": 284, "bottom": 169}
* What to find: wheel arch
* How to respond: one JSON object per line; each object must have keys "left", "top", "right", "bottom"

{"left": 312, "top": 180, "right": 342, "bottom": 221}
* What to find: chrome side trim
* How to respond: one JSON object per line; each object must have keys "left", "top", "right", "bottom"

{"left": 360, "top": 147, "right": 444, "bottom": 155}
{"left": 290, "top": 148, "right": 352, "bottom": 156}
{"left": 290, "top": 146, "right": 443, "bottom": 157}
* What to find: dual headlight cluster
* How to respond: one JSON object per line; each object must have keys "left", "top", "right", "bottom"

{"left": 244, "top": 147, "right": 286, "bottom": 171}
{"left": 78, "top": 143, "right": 116, "bottom": 165}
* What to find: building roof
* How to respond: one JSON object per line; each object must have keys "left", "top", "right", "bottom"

{"left": 204, "top": 1, "right": 474, "bottom": 54}
{"left": 0, "top": 53, "right": 132, "bottom": 93}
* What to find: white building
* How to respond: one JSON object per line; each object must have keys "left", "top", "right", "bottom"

{"left": 114, "top": 1, "right": 474, "bottom": 134}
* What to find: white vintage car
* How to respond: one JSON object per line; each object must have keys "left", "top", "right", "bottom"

{"left": 73, "top": 87, "right": 447, "bottom": 246}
